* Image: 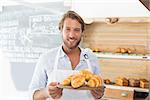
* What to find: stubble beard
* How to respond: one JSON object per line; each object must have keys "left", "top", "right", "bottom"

{"left": 63, "top": 37, "right": 81, "bottom": 51}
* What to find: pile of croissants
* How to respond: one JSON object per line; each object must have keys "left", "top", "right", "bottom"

{"left": 62, "top": 69, "right": 102, "bottom": 88}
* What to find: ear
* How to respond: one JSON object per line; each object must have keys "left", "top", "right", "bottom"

{"left": 59, "top": 29, "right": 63, "bottom": 34}
{"left": 81, "top": 32, "right": 84, "bottom": 37}
{"left": 59, "top": 30, "right": 63, "bottom": 36}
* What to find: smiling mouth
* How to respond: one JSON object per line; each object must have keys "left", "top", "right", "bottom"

{"left": 68, "top": 38, "right": 76, "bottom": 43}
{"left": 69, "top": 39, "right": 75, "bottom": 42}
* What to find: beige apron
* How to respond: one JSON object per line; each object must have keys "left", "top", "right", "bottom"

{"left": 47, "top": 47, "right": 95, "bottom": 100}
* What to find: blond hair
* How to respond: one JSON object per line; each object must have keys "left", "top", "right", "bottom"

{"left": 59, "top": 11, "right": 85, "bottom": 32}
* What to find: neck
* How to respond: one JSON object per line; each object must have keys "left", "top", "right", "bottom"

{"left": 62, "top": 44, "right": 81, "bottom": 70}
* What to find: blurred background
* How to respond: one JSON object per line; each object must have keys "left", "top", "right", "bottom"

{"left": 0, "top": 0, "right": 70, "bottom": 99}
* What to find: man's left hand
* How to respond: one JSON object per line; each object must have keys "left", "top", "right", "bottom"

{"left": 90, "top": 86, "right": 105, "bottom": 100}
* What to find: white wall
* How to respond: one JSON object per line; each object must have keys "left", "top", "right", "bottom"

{"left": 0, "top": 50, "right": 29, "bottom": 100}
{"left": 71, "top": 0, "right": 150, "bottom": 18}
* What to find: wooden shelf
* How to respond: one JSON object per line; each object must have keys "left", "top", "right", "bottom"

{"left": 105, "top": 84, "right": 149, "bottom": 93}
{"left": 94, "top": 52, "right": 150, "bottom": 60}
{"left": 84, "top": 17, "right": 150, "bottom": 23}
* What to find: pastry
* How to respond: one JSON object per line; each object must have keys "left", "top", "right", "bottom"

{"left": 104, "top": 79, "right": 111, "bottom": 84}
{"left": 115, "top": 48, "right": 121, "bottom": 53}
{"left": 127, "top": 48, "right": 132, "bottom": 54}
{"left": 140, "top": 79, "right": 149, "bottom": 88}
{"left": 71, "top": 74, "right": 85, "bottom": 88}
{"left": 62, "top": 69, "right": 103, "bottom": 89}
{"left": 87, "top": 75, "right": 102, "bottom": 87}
{"left": 116, "top": 77, "right": 129, "bottom": 86}
{"left": 120, "top": 48, "right": 128, "bottom": 53}
{"left": 80, "top": 69, "right": 93, "bottom": 81}
{"left": 62, "top": 75, "right": 74, "bottom": 86}
{"left": 129, "top": 78, "right": 140, "bottom": 87}
{"left": 92, "top": 48, "right": 100, "bottom": 52}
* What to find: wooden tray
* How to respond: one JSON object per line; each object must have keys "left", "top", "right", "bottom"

{"left": 57, "top": 84, "right": 105, "bottom": 90}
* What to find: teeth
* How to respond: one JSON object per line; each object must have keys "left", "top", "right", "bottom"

{"left": 69, "top": 39, "right": 75, "bottom": 42}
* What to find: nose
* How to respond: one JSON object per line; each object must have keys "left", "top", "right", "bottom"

{"left": 69, "top": 30, "right": 75, "bottom": 38}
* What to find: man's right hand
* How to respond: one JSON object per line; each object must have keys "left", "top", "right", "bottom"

{"left": 48, "top": 82, "right": 63, "bottom": 99}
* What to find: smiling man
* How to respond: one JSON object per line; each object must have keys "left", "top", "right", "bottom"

{"left": 29, "top": 11, "right": 105, "bottom": 100}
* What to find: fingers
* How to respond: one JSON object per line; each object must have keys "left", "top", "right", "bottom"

{"left": 48, "top": 82, "right": 63, "bottom": 99}
{"left": 50, "top": 89, "right": 63, "bottom": 99}
{"left": 91, "top": 90, "right": 99, "bottom": 98}
{"left": 48, "top": 87, "right": 61, "bottom": 94}
{"left": 91, "top": 88, "right": 104, "bottom": 99}
{"left": 48, "top": 85, "right": 63, "bottom": 94}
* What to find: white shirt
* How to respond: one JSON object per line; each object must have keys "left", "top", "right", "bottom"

{"left": 29, "top": 46, "right": 101, "bottom": 100}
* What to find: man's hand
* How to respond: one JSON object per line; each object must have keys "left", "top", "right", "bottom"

{"left": 48, "top": 82, "right": 63, "bottom": 99}
{"left": 90, "top": 86, "right": 105, "bottom": 100}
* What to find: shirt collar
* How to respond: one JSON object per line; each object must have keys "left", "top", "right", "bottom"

{"left": 80, "top": 48, "right": 86, "bottom": 61}
{"left": 59, "top": 45, "right": 66, "bottom": 58}
{"left": 59, "top": 45, "right": 86, "bottom": 61}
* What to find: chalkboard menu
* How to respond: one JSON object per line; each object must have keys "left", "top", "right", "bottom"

{"left": 0, "top": 15, "right": 62, "bottom": 63}
{"left": 0, "top": 1, "right": 70, "bottom": 63}
{"left": 29, "top": 15, "right": 60, "bottom": 34}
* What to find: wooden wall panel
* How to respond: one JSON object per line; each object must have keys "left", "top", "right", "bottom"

{"left": 82, "top": 17, "right": 150, "bottom": 82}
{"left": 148, "top": 61, "right": 150, "bottom": 80}
{"left": 99, "top": 59, "right": 149, "bottom": 81}
{"left": 148, "top": 23, "right": 150, "bottom": 53}
{"left": 82, "top": 20, "right": 150, "bottom": 54}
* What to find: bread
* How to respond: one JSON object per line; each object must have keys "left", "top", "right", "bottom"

{"left": 115, "top": 48, "right": 121, "bottom": 53}
{"left": 120, "top": 48, "right": 128, "bottom": 53}
{"left": 116, "top": 77, "right": 129, "bottom": 86}
{"left": 62, "top": 69, "right": 103, "bottom": 88}
{"left": 129, "top": 78, "right": 140, "bottom": 87}
{"left": 104, "top": 79, "right": 111, "bottom": 84}
{"left": 92, "top": 48, "right": 101, "bottom": 52}
{"left": 87, "top": 75, "right": 102, "bottom": 87}
{"left": 62, "top": 75, "right": 74, "bottom": 86}
{"left": 140, "top": 79, "right": 149, "bottom": 88}
{"left": 71, "top": 74, "right": 85, "bottom": 88}
{"left": 127, "top": 48, "right": 132, "bottom": 54}
{"left": 80, "top": 69, "right": 93, "bottom": 81}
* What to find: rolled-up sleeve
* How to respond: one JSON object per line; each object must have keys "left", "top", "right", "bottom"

{"left": 28, "top": 55, "right": 48, "bottom": 100}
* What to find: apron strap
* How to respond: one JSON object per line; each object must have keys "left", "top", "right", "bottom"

{"left": 84, "top": 54, "right": 93, "bottom": 72}
{"left": 53, "top": 47, "right": 61, "bottom": 70}
{"left": 52, "top": 46, "right": 61, "bottom": 81}
{"left": 83, "top": 48, "right": 94, "bottom": 72}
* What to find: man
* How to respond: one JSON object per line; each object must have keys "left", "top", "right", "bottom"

{"left": 29, "top": 11, "right": 105, "bottom": 100}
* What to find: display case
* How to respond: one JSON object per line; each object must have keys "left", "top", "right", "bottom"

{"left": 82, "top": 17, "right": 150, "bottom": 100}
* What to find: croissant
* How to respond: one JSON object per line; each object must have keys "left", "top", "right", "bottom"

{"left": 87, "top": 75, "right": 102, "bottom": 87}
{"left": 80, "top": 69, "right": 93, "bottom": 81}
{"left": 62, "top": 75, "right": 74, "bottom": 86}
{"left": 71, "top": 74, "right": 85, "bottom": 88}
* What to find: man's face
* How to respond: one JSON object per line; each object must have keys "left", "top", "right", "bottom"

{"left": 62, "top": 18, "right": 82, "bottom": 49}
